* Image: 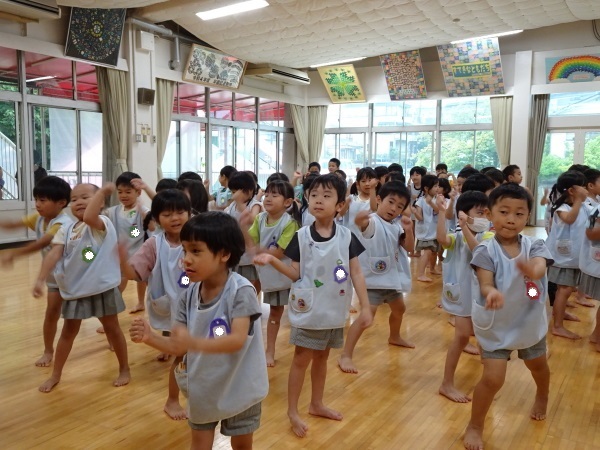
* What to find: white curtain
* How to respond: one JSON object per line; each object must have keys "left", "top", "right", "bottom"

{"left": 96, "top": 66, "right": 129, "bottom": 184}
{"left": 527, "top": 94, "right": 550, "bottom": 225}
{"left": 307, "top": 105, "right": 328, "bottom": 163}
{"left": 490, "top": 96, "right": 513, "bottom": 168}
{"left": 155, "top": 78, "right": 176, "bottom": 179}
{"left": 290, "top": 104, "right": 309, "bottom": 167}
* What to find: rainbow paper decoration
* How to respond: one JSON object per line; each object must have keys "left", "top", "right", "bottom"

{"left": 545, "top": 55, "right": 600, "bottom": 83}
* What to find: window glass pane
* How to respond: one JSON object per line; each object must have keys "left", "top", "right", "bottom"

{"left": 209, "top": 89, "right": 233, "bottom": 119}
{"left": 403, "top": 100, "right": 437, "bottom": 126}
{"left": 258, "top": 130, "right": 277, "bottom": 187}
{"left": 440, "top": 131, "right": 475, "bottom": 174}
{"left": 549, "top": 92, "right": 600, "bottom": 116}
{"left": 80, "top": 111, "right": 102, "bottom": 185}
{"left": 180, "top": 121, "right": 205, "bottom": 176}
{"left": 235, "top": 128, "right": 255, "bottom": 173}
{"left": 25, "top": 53, "right": 74, "bottom": 99}
{"left": 76, "top": 62, "right": 99, "bottom": 102}
{"left": 326, "top": 105, "right": 341, "bottom": 128}
{"left": 161, "top": 121, "right": 178, "bottom": 179}
{"left": 210, "top": 126, "right": 233, "bottom": 192}
{"left": 441, "top": 98, "right": 476, "bottom": 125}
{"left": 0, "top": 101, "right": 20, "bottom": 199}
{"left": 339, "top": 104, "right": 368, "bottom": 127}
{"left": 319, "top": 135, "right": 336, "bottom": 173}
{"left": 474, "top": 130, "right": 498, "bottom": 169}
{"left": 584, "top": 131, "right": 600, "bottom": 168}
{"left": 373, "top": 103, "right": 403, "bottom": 127}
{"left": 176, "top": 83, "right": 206, "bottom": 117}
{"left": 234, "top": 95, "right": 256, "bottom": 122}
{"left": 259, "top": 100, "right": 283, "bottom": 126}
{"left": 405, "top": 132, "right": 434, "bottom": 172}
{"left": 339, "top": 133, "right": 366, "bottom": 175}
{"left": 475, "top": 97, "right": 492, "bottom": 123}
{"left": 0, "top": 48, "right": 18, "bottom": 92}
{"left": 374, "top": 133, "right": 400, "bottom": 167}
{"left": 537, "top": 132, "right": 575, "bottom": 221}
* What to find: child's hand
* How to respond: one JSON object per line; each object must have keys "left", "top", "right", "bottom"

{"left": 101, "top": 182, "right": 116, "bottom": 196}
{"left": 32, "top": 279, "right": 45, "bottom": 298}
{"left": 170, "top": 324, "right": 192, "bottom": 354}
{"left": 355, "top": 210, "right": 371, "bottom": 227}
{"left": 368, "top": 178, "right": 379, "bottom": 189}
{"left": 203, "top": 179, "right": 210, "bottom": 191}
{"left": 293, "top": 171, "right": 303, "bottom": 181}
{"left": 572, "top": 185, "right": 588, "bottom": 202}
{"left": 253, "top": 253, "right": 274, "bottom": 266}
{"left": 130, "top": 178, "right": 147, "bottom": 191}
{"left": 485, "top": 288, "right": 504, "bottom": 310}
{"left": 449, "top": 187, "right": 458, "bottom": 200}
{"left": 239, "top": 209, "right": 254, "bottom": 228}
{"left": 435, "top": 194, "right": 447, "bottom": 211}
{"left": 400, "top": 215, "right": 412, "bottom": 231}
{"left": 0, "top": 251, "right": 14, "bottom": 269}
{"left": 457, "top": 211, "right": 469, "bottom": 230}
{"left": 129, "top": 317, "right": 152, "bottom": 343}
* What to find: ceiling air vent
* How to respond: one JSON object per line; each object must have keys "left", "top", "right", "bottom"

{"left": 0, "top": 0, "right": 61, "bottom": 21}
{"left": 245, "top": 64, "right": 310, "bottom": 86}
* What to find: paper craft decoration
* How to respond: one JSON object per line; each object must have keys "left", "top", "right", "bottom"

{"left": 317, "top": 64, "right": 366, "bottom": 103}
{"left": 379, "top": 50, "right": 427, "bottom": 100}
{"left": 545, "top": 55, "right": 600, "bottom": 83}
{"left": 183, "top": 44, "right": 247, "bottom": 89}
{"left": 65, "top": 8, "right": 126, "bottom": 67}
{"left": 437, "top": 38, "right": 505, "bottom": 97}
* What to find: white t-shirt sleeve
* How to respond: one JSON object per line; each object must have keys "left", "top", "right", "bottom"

{"left": 361, "top": 217, "right": 376, "bottom": 239}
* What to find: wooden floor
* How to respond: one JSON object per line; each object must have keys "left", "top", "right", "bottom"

{"left": 2, "top": 228, "right": 600, "bottom": 449}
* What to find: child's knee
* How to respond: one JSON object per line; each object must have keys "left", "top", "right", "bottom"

{"left": 481, "top": 370, "right": 505, "bottom": 391}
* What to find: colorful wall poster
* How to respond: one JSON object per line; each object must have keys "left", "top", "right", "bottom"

{"left": 317, "top": 64, "right": 366, "bottom": 103}
{"left": 437, "top": 37, "right": 505, "bottom": 97}
{"left": 183, "top": 44, "right": 247, "bottom": 89}
{"left": 545, "top": 55, "right": 600, "bottom": 83}
{"left": 379, "top": 50, "right": 427, "bottom": 100}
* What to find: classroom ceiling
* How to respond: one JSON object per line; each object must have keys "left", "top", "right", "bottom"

{"left": 59, "top": 0, "right": 600, "bottom": 69}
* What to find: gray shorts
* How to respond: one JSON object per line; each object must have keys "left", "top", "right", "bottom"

{"left": 547, "top": 266, "right": 580, "bottom": 287}
{"left": 367, "top": 289, "right": 402, "bottom": 306}
{"left": 188, "top": 402, "right": 261, "bottom": 436}
{"left": 415, "top": 239, "right": 440, "bottom": 252}
{"left": 263, "top": 289, "right": 289, "bottom": 306}
{"left": 289, "top": 327, "right": 344, "bottom": 350}
{"left": 481, "top": 336, "right": 547, "bottom": 361}
{"left": 237, "top": 264, "right": 258, "bottom": 282}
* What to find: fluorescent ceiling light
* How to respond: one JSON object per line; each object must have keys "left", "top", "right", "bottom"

{"left": 310, "top": 57, "right": 367, "bottom": 68}
{"left": 197, "top": 0, "right": 269, "bottom": 21}
{"left": 26, "top": 76, "right": 55, "bottom": 82}
{"left": 450, "top": 30, "right": 523, "bottom": 44}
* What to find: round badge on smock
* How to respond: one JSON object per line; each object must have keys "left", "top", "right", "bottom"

{"left": 210, "top": 318, "right": 230, "bottom": 338}
{"left": 129, "top": 225, "right": 141, "bottom": 238}
{"left": 178, "top": 272, "right": 191, "bottom": 288}
{"left": 81, "top": 247, "right": 96, "bottom": 263}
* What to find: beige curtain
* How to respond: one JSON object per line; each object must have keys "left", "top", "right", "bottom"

{"left": 307, "top": 105, "right": 328, "bottom": 163}
{"left": 156, "top": 78, "right": 176, "bottom": 179}
{"left": 290, "top": 104, "right": 309, "bottom": 167}
{"left": 490, "top": 96, "right": 513, "bottom": 168}
{"left": 96, "top": 67, "right": 129, "bottom": 184}
{"left": 527, "top": 94, "right": 550, "bottom": 225}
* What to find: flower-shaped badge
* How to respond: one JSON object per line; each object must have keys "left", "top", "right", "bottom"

{"left": 129, "top": 226, "right": 141, "bottom": 238}
{"left": 81, "top": 247, "right": 96, "bottom": 263}
{"left": 525, "top": 280, "right": 540, "bottom": 300}
{"left": 209, "top": 318, "right": 230, "bottom": 338}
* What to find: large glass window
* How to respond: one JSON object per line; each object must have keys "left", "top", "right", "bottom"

{"left": 584, "top": 131, "right": 600, "bottom": 168}
{"left": 326, "top": 104, "right": 369, "bottom": 128}
{"left": 80, "top": 111, "right": 103, "bottom": 185}
{"left": 440, "top": 130, "right": 497, "bottom": 175}
{"left": 0, "top": 101, "right": 19, "bottom": 199}
{"left": 209, "top": 90, "right": 233, "bottom": 119}
{"left": 25, "top": 53, "right": 74, "bottom": 99}
{"left": 210, "top": 126, "right": 233, "bottom": 191}
{"left": 549, "top": 92, "right": 600, "bottom": 116}
{"left": 235, "top": 128, "right": 255, "bottom": 172}
{"left": 0, "top": 48, "right": 18, "bottom": 92}
{"left": 259, "top": 100, "right": 284, "bottom": 126}
{"left": 235, "top": 95, "right": 256, "bottom": 122}
{"left": 161, "top": 121, "right": 178, "bottom": 179}
{"left": 441, "top": 97, "right": 491, "bottom": 125}
{"left": 258, "top": 130, "right": 277, "bottom": 187}
{"left": 373, "top": 100, "right": 436, "bottom": 126}
{"left": 321, "top": 133, "right": 367, "bottom": 177}
{"left": 374, "top": 132, "right": 434, "bottom": 171}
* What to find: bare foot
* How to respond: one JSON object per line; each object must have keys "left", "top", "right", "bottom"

{"left": 113, "top": 369, "right": 130, "bottom": 387}
{"left": 266, "top": 352, "right": 275, "bottom": 367}
{"left": 35, "top": 352, "right": 53, "bottom": 367}
{"left": 463, "top": 425, "right": 484, "bottom": 450}
{"left": 563, "top": 311, "right": 581, "bottom": 322}
{"left": 96, "top": 326, "right": 105, "bottom": 334}
{"left": 308, "top": 403, "right": 343, "bottom": 421}
{"left": 337, "top": 355, "right": 358, "bottom": 374}
{"left": 448, "top": 316, "right": 456, "bottom": 327}
{"left": 39, "top": 376, "right": 60, "bottom": 393}
{"left": 388, "top": 336, "right": 415, "bottom": 348}
{"left": 530, "top": 395, "right": 548, "bottom": 420}
{"left": 431, "top": 269, "right": 442, "bottom": 275}
{"left": 566, "top": 301, "right": 577, "bottom": 308}
{"left": 436, "top": 302, "right": 442, "bottom": 308}
{"left": 129, "top": 304, "right": 145, "bottom": 314}
{"left": 552, "top": 327, "right": 581, "bottom": 340}
{"left": 417, "top": 276, "right": 433, "bottom": 282}
{"left": 288, "top": 412, "right": 308, "bottom": 438}
{"left": 156, "top": 353, "right": 171, "bottom": 362}
{"left": 439, "top": 383, "right": 471, "bottom": 403}
{"left": 164, "top": 399, "right": 188, "bottom": 420}
{"left": 463, "top": 343, "right": 480, "bottom": 355}
{"left": 576, "top": 298, "right": 595, "bottom": 308}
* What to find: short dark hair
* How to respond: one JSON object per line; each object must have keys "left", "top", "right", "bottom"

{"left": 329, "top": 158, "right": 341, "bottom": 168}
{"left": 374, "top": 166, "right": 389, "bottom": 179}
{"left": 437, "top": 178, "right": 451, "bottom": 197}
{"left": 115, "top": 171, "right": 141, "bottom": 188}
{"left": 420, "top": 174, "right": 439, "bottom": 193}
{"left": 219, "top": 165, "right": 237, "bottom": 179}
{"left": 457, "top": 167, "right": 479, "bottom": 180}
{"left": 266, "top": 172, "right": 289, "bottom": 184}
{"left": 32, "top": 175, "right": 71, "bottom": 204}
{"left": 387, "top": 163, "right": 403, "bottom": 173}
{"left": 436, "top": 163, "right": 448, "bottom": 172}
{"left": 180, "top": 212, "right": 245, "bottom": 268}
{"left": 568, "top": 164, "right": 589, "bottom": 173}
{"left": 308, "top": 161, "right": 321, "bottom": 172}
{"left": 488, "top": 182, "right": 532, "bottom": 212}
{"left": 502, "top": 164, "right": 520, "bottom": 180}
{"left": 176, "top": 179, "right": 208, "bottom": 215}
{"left": 462, "top": 174, "right": 495, "bottom": 194}
{"left": 228, "top": 171, "right": 256, "bottom": 195}
{"left": 378, "top": 181, "right": 410, "bottom": 205}
{"left": 178, "top": 171, "right": 202, "bottom": 182}
{"left": 150, "top": 189, "right": 191, "bottom": 224}
{"left": 386, "top": 171, "right": 406, "bottom": 184}
{"left": 335, "top": 169, "right": 347, "bottom": 180}
{"left": 356, "top": 167, "right": 377, "bottom": 182}
{"left": 409, "top": 166, "right": 427, "bottom": 177}
{"left": 482, "top": 168, "right": 504, "bottom": 186}
{"left": 584, "top": 168, "right": 600, "bottom": 186}
{"left": 155, "top": 178, "right": 178, "bottom": 192}
{"left": 308, "top": 173, "right": 346, "bottom": 204}
{"left": 456, "top": 191, "right": 488, "bottom": 215}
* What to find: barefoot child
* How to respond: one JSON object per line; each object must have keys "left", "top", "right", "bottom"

{"left": 254, "top": 174, "right": 373, "bottom": 438}
{"left": 0, "top": 176, "right": 72, "bottom": 367}
{"left": 464, "top": 183, "right": 553, "bottom": 450}
{"left": 130, "top": 212, "right": 268, "bottom": 449}
{"left": 413, "top": 174, "right": 440, "bottom": 282}
{"left": 244, "top": 180, "right": 300, "bottom": 367}
{"left": 580, "top": 205, "right": 600, "bottom": 350}
{"left": 338, "top": 181, "right": 414, "bottom": 374}
{"left": 339, "top": 167, "right": 378, "bottom": 235}
{"left": 33, "top": 183, "right": 130, "bottom": 392}
{"left": 436, "top": 191, "right": 494, "bottom": 404}
{"left": 121, "top": 189, "right": 191, "bottom": 420}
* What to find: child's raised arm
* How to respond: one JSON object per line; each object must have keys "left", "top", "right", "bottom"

{"left": 254, "top": 253, "right": 300, "bottom": 282}
{"left": 170, "top": 316, "right": 251, "bottom": 354}
{"left": 131, "top": 178, "right": 156, "bottom": 200}
{"left": 354, "top": 210, "right": 371, "bottom": 232}
{"left": 0, "top": 219, "right": 26, "bottom": 230}
{"left": 368, "top": 178, "right": 379, "bottom": 211}
{"left": 1, "top": 233, "right": 54, "bottom": 268}
{"left": 32, "top": 244, "right": 63, "bottom": 298}
{"left": 413, "top": 202, "right": 424, "bottom": 221}
{"left": 436, "top": 195, "right": 452, "bottom": 248}
{"left": 457, "top": 212, "right": 480, "bottom": 252}
{"left": 475, "top": 266, "right": 504, "bottom": 310}
{"left": 130, "top": 317, "right": 187, "bottom": 356}
{"left": 445, "top": 188, "right": 457, "bottom": 220}
{"left": 399, "top": 215, "right": 414, "bottom": 252}
{"left": 516, "top": 257, "right": 547, "bottom": 281}
{"left": 84, "top": 183, "right": 115, "bottom": 230}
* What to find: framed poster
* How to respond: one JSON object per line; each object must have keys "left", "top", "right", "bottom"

{"left": 317, "top": 64, "right": 366, "bottom": 103}
{"left": 183, "top": 44, "right": 247, "bottom": 89}
{"left": 546, "top": 55, "right": 600, "bottom": 83}
{"left": 379, "top": 50, "right": 427, "bottom": 100}
{"left": 65, "top": 8, "right": 126, "bottom": 67}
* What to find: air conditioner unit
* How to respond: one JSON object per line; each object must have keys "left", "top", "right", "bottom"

{"left": 0, "top": 0, "right": 61, "bottom": 21}
{"left": 245, "top": 64, "right": 310, "bottom": 86}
